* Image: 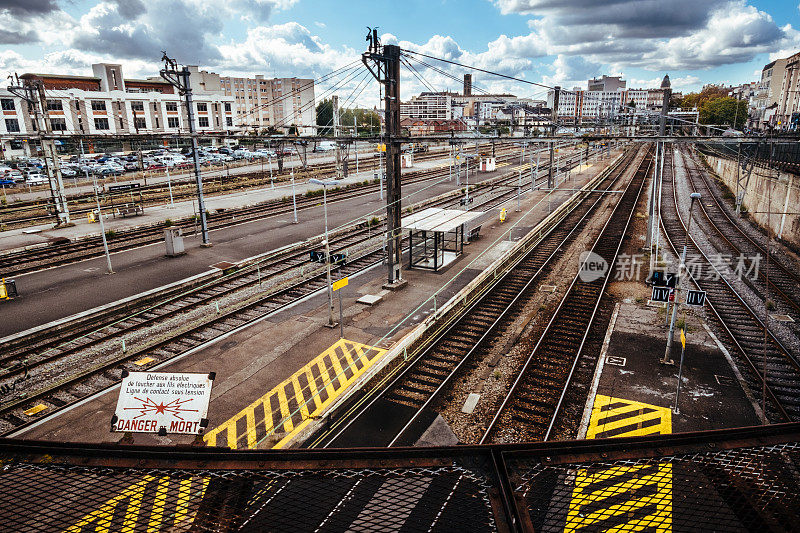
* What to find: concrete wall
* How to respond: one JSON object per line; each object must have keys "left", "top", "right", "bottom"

{"left": 703, "top": 153, "right": 800, "bottom": 249}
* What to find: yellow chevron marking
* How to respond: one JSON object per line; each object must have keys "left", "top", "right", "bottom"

{"left": 69, "top": 338, "right": 386, "bottom": 531}
{"left": 566, "top": 395, "right": 673, "bottom": 532}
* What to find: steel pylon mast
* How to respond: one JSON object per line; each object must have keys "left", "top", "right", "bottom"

{"left": 159, "top": 53, "right": 211, "bottom": 246}
{"left": 363, "top": 29, "right": 403, "bottom": 286}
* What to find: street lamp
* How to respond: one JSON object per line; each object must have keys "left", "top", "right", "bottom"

{"left": 310, "top": 178, "right": 338, "bottom": 327}
{"left": 663, "top": 191, "right": 701, "bottom": 364}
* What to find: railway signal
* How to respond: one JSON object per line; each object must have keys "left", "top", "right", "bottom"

{"left": 686, "top": 289, "right": 707, "bottom": 307}
{"left": 651, "top": 286, "right": 670, "bottom": 303}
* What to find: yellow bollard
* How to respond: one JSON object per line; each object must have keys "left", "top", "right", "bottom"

{"left": 0, "top": 278, "right": 7, "bottom": 300}
{"left": 500, "top": 208, "right": 507, "bottom": 223}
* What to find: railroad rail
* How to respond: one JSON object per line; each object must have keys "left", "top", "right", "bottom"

{"left": 480, "top": 148, "right": 651, "bottom": 444}
{"left": 661, "top": 145, "right": 800, "bottom": 423}
{"left": 0, "top": 143, "right": 558, "bottom": 277}
{"left": 0, "top": 146, "right": 593, "bottom": 436}
{"left": 311, "top": 146, "right": 640, "bottom": 449}
{"left": 679, "top": 146, "right": 800, "bottom": 325}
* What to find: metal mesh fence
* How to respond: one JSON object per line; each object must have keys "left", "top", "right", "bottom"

{"left": 698, "top": 141, "right": 800, "bottom": 176}
{"left": 0, "top": 424, "right": 799, "bottom": 532}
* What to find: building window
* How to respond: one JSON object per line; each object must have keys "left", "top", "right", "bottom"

{"left": 198, "top": 117, "right": 209, "bottom": 127}
{"left": 155, "top": 117, "right": 160, "bottom": 128}
{"left": 131, "top": 101, "right": 144, "bottom": 111}
{"left": 47, "top": 100, "right": 63, "bottom": 111}
{"left": 50, "top": 118, "right": 67, "bottom": 131}
{"left": 167, "top": 117, "right": 179, "bottom": 128}
{"left": 196, "top": 102, "right": 208, "bottom": 112}
{"left": 165, "top": 102, "right": 178, "bottom": 112}
{"left": 134, "top": 117, "right": 146, "bottom": 130}
{"left": 224, "top": 102, "right": 231, "bottom": 112}
{"left": 91, "top": 100, "right": 107, "bottom": 111}
{"left": 1, "top": 98, "right": 14, "bottom": 111}
{"left": 5, "top": 119, "right": 19, "bottom": 132}
{"left": 94, "top": 117, "right": 109, "bottom": 130}
{"left": 226, "top": 117, "right": 233, "bottom": 127}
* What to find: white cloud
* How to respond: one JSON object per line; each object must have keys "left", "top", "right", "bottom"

{"left": 494, "top": 0, "right": 786, "bottom": 71}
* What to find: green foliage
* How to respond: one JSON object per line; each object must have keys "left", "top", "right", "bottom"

{"left": 316, "top": 99, "right": 334, "bottom": 136}
{"left": 164, "top": 218, "right": 173, "bottom": 227}
{"left": 340, "top": 107, "right": 382, "bottom": 135}
{"left": 679, "top": 85, "right": 729, "bottom": 109}
{"left": 699, "top": 97, "right": 748, "bottom": 130}
{"left": 105, "top": 229, "right": 116, "bottom": 239}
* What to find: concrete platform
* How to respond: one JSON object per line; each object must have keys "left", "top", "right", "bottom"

{"left": 579, "top": 301, "right": 761, "bottom": 441}
{"left": 18, "top": 150, "right": 621, "bottom": 449}
{"left": 0, "top": 159, "right": 513, "bottom": 337}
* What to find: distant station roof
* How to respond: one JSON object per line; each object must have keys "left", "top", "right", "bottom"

{"left": 402, "top": 207, "right": 484, "bottom": 233}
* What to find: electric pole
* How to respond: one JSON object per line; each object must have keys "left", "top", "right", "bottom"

{"left": 160, "top": 52, "right": 211, "bottom": 246}
{"left": 333, "top": 95, "right": 343, "bottom": 179}
{"left": 363, "top": 29, "right": 403, "bottom": 286}
{"left": 8, "top": 75, "right": 70, "bottom": 225}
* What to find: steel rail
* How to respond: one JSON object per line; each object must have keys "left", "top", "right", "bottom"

{"left": 480, "top": 149, "right": 651, "bottom": 444}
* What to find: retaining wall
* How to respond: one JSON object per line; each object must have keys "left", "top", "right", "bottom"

{"left": 703, "top": 153, "right": 800, "bottom": 249}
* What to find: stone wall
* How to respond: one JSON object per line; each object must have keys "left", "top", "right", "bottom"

{"left": 702, "top": 153, "right": 800, "bottom": 250}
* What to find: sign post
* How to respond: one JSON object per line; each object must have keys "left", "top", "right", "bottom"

{"left": 673, "top": 325, "right": 687, "bottom": 414}
{"left": 332, "top": 277, "right": 348, "bottom": 339}
{"left": 112, "top": 371, "right": 214, "bottom": 438}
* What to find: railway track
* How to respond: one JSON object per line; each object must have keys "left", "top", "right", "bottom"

{"left": 0, "top": 145, "right": 593, "bottom": 436}
{"left": 0, "top": 144, "right": 543, "bottom": 277}
{"left": 0, "top": 148, "right": 429, "bottom": 226}
{"left": 311, "top": 146, "right": 640, "bottom": 449}
{"left": 479, "top": 148, "right": 651, "bottom": 444}
{"left": 661, "top": 146, "right": 800, "bottom": 423}
{"left": 679, "top": 147, "right": 800, "bottom": 325}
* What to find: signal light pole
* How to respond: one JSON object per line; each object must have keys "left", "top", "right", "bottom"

{"left": 663, "top": 191, "right": 701, "bottom": 365}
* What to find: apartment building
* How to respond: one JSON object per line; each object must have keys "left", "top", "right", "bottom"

{"left": 775, "top": 51, "right": 800, "bottom": 129}
{"left": 220, "top": 76, "right": 315, "bottom": 135}
{"left": 0, "top": 63, "right": 237, "bottom": 155}
{"left": 400, "top": 92, "right": 455, "bottom": 120}
{"left": 588, "top": 75, "right": 626, "bottom": 92}
{"left": 547, "top": 75, "right": 670, "bottom": 123}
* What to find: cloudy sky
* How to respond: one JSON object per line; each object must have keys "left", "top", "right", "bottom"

{"left": 2, "top": 0, "right": 799, "bottom": 106}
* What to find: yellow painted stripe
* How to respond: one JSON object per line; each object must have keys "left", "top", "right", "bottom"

{"left": 23, "top": 404, "right": 47, "bottom": 416}
{"left": 148, "top": 476, "right": 171, "bottom": 531}
{"left": 69, "top": 338, "right": 386, "bottom": 531}
{"left": 134, "top": 356, "right": 155, "bottom": 366}
{"left": 566, "top": 395, "right": 673, "bottom": 532}
{"left": 586, "top": 394, "right": 672, "bottom": 439}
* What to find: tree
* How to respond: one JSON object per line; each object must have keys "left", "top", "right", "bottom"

{"left": 699, "top": 97, "right": 748, "bottom": 130}
{"left": 680, "top": 85, "right": 729, "bottom": 110}
{"left": 316, "top": 98, "right": 333, "bottom": 136}
{"left": 341, "top": 107, "right": 381, "bottom": 136}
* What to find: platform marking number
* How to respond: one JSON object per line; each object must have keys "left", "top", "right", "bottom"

{"left": 566, "top": 395, "right": 673, "bottom": 532}
{"left": 69, "top": 338, "right": 385, "bottom": 531}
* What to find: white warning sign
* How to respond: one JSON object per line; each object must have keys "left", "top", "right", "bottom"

{"left": 112, "top": 371, "right": 214, "bottom": 435}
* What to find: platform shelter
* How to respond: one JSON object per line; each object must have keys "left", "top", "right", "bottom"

{"left": 401, "top": 207, "right": 484, "bottom": 271}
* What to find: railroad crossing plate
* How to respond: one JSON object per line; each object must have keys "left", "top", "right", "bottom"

{"left": 112, "top": 371, "right": 214, "bottom": 435}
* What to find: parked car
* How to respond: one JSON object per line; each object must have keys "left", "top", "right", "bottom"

{"left": 313, "top": 141, "right": 337, "bottom": 153}
{"left": 60, "top": 167, "right": 77, "bottom": 177}
{"left": 124, "top": 162, "right": 139, "bottom": 171}
{"left": 25, "top": 172, "right": 47, "bottom": 185}
{"left": 0, "top": 178, "right": 15, "bottom": 188}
